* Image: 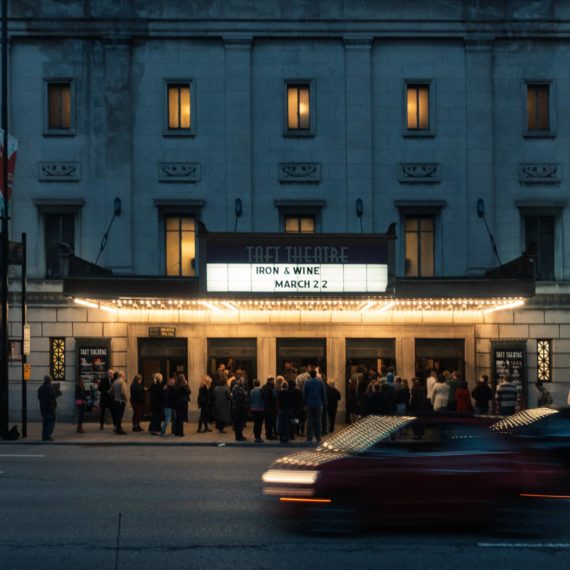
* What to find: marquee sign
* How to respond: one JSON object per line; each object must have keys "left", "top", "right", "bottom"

{"left": 200, "top": 232, "right": 395, "bottom": 295}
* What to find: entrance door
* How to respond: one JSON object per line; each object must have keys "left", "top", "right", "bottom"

{"left": 346, "top": 338, "right": 396, "bottom": 378}
{"left": 207, "top": 338, "right": 257, "bottom": 389}
{"left": 276, "top": 338, "right": 326, "bottom": 379}
{"left": 138, "top": 338, "right": 188, "bottom": 415}
{"left": 415, "top": 339, "right": 465, "bottom": 384}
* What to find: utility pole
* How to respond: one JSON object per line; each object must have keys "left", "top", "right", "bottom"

{"left": 0, "top": 0, "right": 9, "bottom": 439}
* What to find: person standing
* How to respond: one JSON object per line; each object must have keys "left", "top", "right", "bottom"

{"left": 261, "top": 377, "right": 277, "bottom": 440}
{"left": 173, "top": 373, "right": 191, "bottom": 437}
{"left": 303, "top": 369, "right": 326, "bottom": 443}
{"left": 426, "top": 370, "right": 437, "bottom": 409}
{"left": 431, "top": 376, "right": 450, "bottom": 412}
{"left": 446, "top": 371, "right": 461, "bottom": 412}
{"left": 108, "top": 371, "right": 128, "bottom": 435}
{"left": 130, "top": 374, "right": 145, "bottom": 432}
{"left": 148, "top": 373, "right": 164, "bottom": 435}
{"left": 409, "top": 377, "right": 427, "bottom": 412}
{"left": 326, "top": 379, "right": 341, "bottom": 433}
{"left": 98, "top": 368, "right": 114, "bottom": 430}
{"left": 250, "top": 379, "right": 265, "bottom": 443}
{"left": 161, "top": 376, "right": 177, "bottom": 436}
{"left": 75, "top": 378, "right": 88, "bottom": 434}
{"left": 536, "top": 381, "right": 553, "bottom": 408}
{"left": 347, "top": 376, "right": 360, "bottom": 423}
{"left": 197, "top": 375, "right": 212, "bottom": 433}
{"left": 38, "top": 375, "right": 61, "bottom": 441}
{"left": 212, "top": 378, "right": 231, "bottom": 434}
{"left": 277, "top": 380, "right": 292, "bottom": 443}
{"left": 231, "top": 377, "right": 248, "bottom": 441}
{"left": 496, "top": 375, "right": 517, "bottom": 415}
{"left": 455, "top": 380, "right": 473, "bottom": 413}
{"left": 472, "top": 375, "right": 493, "bottom": 414}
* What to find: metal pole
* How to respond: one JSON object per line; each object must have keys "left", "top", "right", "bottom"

{"left": 0, "top": 0, "right": 10, "bottom": 439}
{"left": 21, "top": 232, "right": 26, "bottom": 438}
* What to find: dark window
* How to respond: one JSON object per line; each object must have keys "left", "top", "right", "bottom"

{"left": 404, "top": 216, "right": 434, "bottom": 277}
{"left": 44, "top": 214, "right": 74, "bottom": 278}
{"left": 527, "top": 84, "right": 550, "bottom": 131}
{"left": 47, "top": 82, "right": 72, "bottom": 131}
{"left": 165, "top": 216, "right": 195, "bottom": 276}
{"left": 49, "top": 338, "right": 65, "bottom": 381}
{"left": 287, "top": 83, "right": 311, "bottom": 131}
{"left": 525, "top": 216, "right": 554, "bottom": 280}
{"left": 284, "top": 215, "right": 315, "bottom": 233}
{"left": 406, "top": 84, "right": 430, "bottom": 130}
{"left": 167, "top": 83, "right": 191, "bottom": 130}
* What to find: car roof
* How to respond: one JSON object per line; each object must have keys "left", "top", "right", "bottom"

{"left": 490, "top": 407, "right": 560, "bottom": 434}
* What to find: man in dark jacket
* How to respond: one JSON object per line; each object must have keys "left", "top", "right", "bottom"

{"left": 261, "top": 377, "right": 277, "bottom": 440}
{"left": 231, "top": 378, "right": 248, "bottom": 441}
{"left": 98, "top": 369, "right": 114, "bottom": 430}
{"left": 303, "top": 369, "right": 326, "bottom": 443}
{"left": 37, "top": 375, "right": 61, "bottom": 441}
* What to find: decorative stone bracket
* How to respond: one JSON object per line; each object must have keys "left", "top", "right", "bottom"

{"left": 39, "top": 162, "right": 80, "bottom": 182}
{"left": 278, "top": 162, "right": 321, "bottom": 183}
{"left": 159, "top": 162, "right": 201, "bottom": 183}
{"left": 519, "top": 164, "right": 561, "bottom": 184}
{"left": 399, "top": 163, "right": 441, "bottom": 183}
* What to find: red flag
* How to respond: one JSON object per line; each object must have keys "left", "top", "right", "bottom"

{"left": 0, "top": 128, "right": 18, "bottom": 201}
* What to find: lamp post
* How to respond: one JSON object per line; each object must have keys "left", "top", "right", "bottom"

{"left": 0, "top": 0, "right": 9, "bottom": 439}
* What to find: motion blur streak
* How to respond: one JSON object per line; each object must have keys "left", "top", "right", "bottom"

{"left": 520, "top": 493, "right": 570, "bottom": 500}
{"left": 279, "top": 497, "right": 332, "bottom": 504}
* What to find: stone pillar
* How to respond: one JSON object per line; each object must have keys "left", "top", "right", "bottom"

{"left": 257, "top": 337, "right": 276, "bottom": 382}
{"left": 190, "top": 336, "right": 207, "bottom": 396}
{"left": 465, "top": 37, "right": 495, "bottom": 274}
{"left": 327, "top": 337, "right": 346, "bottom": 411}
{"left": 102, "top": 37, "right": 133, "bottom": 272}
{"left": 398, "top": 336, "right": 416, "bottom": 380}
{"left": 224, "top": 36, "right": 252, "bottom": 231}
{"left": 344, "top": 37, "right": 373, "bottom": 232}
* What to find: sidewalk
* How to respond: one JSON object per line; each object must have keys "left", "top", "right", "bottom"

{"left": 0, "top": 421, "right": 340, "bottom": 447}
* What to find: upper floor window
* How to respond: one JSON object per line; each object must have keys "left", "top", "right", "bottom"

{"left": 166, "top": 81, "right": 194, "bottom": 134}
{"left": 527, "top": 83, "right": 549, "bottom": 131}
{"left": 284, "top": 215, "right": 315, "bottom": 234}
{"left": 285, "top": 80, "right": 314, "bottom": 135}
{"left": 44, "top": 213, "right": 75, "bottom": 278}
{"left": 406, "top": 84, "right": 430, "bottom": 131}
{"left": 525, "top": 216, "right": 554, "bottom": 281}
{"left": 46, "top": 80, "right": 74, "bottom": 134}
{"left": 404, "top": 216, "right": 434, "bottom": 277}
{"left": 165, "top": 216, "right": 195, "bottom": 276}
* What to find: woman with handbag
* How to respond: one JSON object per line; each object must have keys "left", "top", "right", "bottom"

{"left": 75, "top": 378, "right": 87, "bottom": 434}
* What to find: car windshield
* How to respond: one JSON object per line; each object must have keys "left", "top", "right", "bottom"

{"left": 318, "top": 415, "right": 415, "bottom": 453}
{"left": 490, "top": 408, "right": 560, "bottom": 435}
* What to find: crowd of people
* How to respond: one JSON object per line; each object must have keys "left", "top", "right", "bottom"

{"left": 35, "top": 362, "right": 567, "bottom": 442}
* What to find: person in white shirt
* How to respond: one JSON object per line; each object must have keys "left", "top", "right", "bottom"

{"left": 426, "top": 370, "right": 438, "bottom": 407}
{"left": 431, "top": 377, "right": 450, "bottom": 411}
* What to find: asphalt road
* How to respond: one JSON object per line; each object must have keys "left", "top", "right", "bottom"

{"left": 0, "top": 444, "right": 569, "bottom": 570}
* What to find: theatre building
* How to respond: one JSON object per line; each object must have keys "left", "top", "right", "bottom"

{"left": 5, "top": 0, "right": 570, "bottom": 421}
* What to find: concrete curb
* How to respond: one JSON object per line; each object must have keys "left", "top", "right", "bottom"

{"left": 0, "top": 440, "right": 307, "bottom": 448}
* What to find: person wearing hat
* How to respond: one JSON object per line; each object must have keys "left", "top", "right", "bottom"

{"left": 37, "top": 374, "right": 61, "bottom": 441}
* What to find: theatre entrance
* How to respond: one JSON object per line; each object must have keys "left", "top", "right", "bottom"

{"left": 346, "top": 338, "right": 396, "bottom": 378}
{"left": 415, "top": 338, "right": 465, "bottom": 383}
{"left": 207, "top": 338, "right": 257, "bottom": 389}
{"left": 276, "top": 338, "right": 327, "bottom": 382}
{"left": 138, "top": 338, "right": 188, "bottom": 415}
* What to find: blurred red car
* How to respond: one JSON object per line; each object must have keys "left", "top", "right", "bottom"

{"left": 262, "top": 409, "right": 570, "bottom": 533}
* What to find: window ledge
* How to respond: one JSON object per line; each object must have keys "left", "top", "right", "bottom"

{"left": 162, "top": 130, "right": 196, "bottom": 138}
{"left": 283, "top": 131, "right": 315, "bottom": 138}
{"left": 403, "top": 131, "right": 435, "bottom": 138}
{"left": 523, "top": 131, "right": 556, "bottom": 139}
{"left": 43, "top": 130, "right": 76, "bottom": 137}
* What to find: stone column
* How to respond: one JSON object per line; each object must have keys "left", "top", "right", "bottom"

{"left": 102, "top": 37, "right": 133, "bottom": 272}
{"left": 190, "top": 336, "right": 207, "bottom": 397}
{"left": 224, "top": 36, "right": 252, "bottom": 231}
{"left": 344, "top": 37, "right": 373, "bottom": 232}
{"left": 398, "top": 336, "right": 416, "bottom": 380}
{"left": 465, "top": 37, "right": 495, "bottom": 274}
{"left": 257, "top": 337, "right": 276, "bottom": 382}
{"left": 327, "top": 337, "right": 346, "bottom": 412}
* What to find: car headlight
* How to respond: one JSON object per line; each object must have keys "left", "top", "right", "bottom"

{"left": 262, "top": 469, "right": 319, "bottom": 485}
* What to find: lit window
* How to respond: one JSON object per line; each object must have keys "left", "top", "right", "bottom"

{"left": 406, "top": 84, "right": 429, "bottom": 130}
{"left": 287, "top": 83, "right": 311, "bottom": 131}
{"left": 527, "top": 84, "right": 550, "bottom": 131}
{"left": 405, "top": 216, "right": 434, "bottom": 277}
{"left": 525, "top": 216, "right": 554, "bottom": 281}
{"left": 284, "top": 216, "right": 315, "bottom": 233}
{"left": 46, "top": 81, "right": 72, "bottom": 131}
{"left": 49, "top": 338, "right": 65, "bottom": 381}
{"left": 167, "top": 83, "right": 192, "bottom": 130}
{"left": 537, "top": 339, "right": 552, "bottom": 382}
{"left": 165, "top": 217, "right": 196, "bottom": 276}
{"left": 44, "top": 213, "right": 74, "bottom": 278}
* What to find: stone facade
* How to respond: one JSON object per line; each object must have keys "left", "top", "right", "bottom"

{"left": 4, "top": 1, "right": 570, "bottom": 420}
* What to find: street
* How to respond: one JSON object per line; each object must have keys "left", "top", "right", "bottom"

{"left": 0, "top": 444, "right": 569, "bottom": 570}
